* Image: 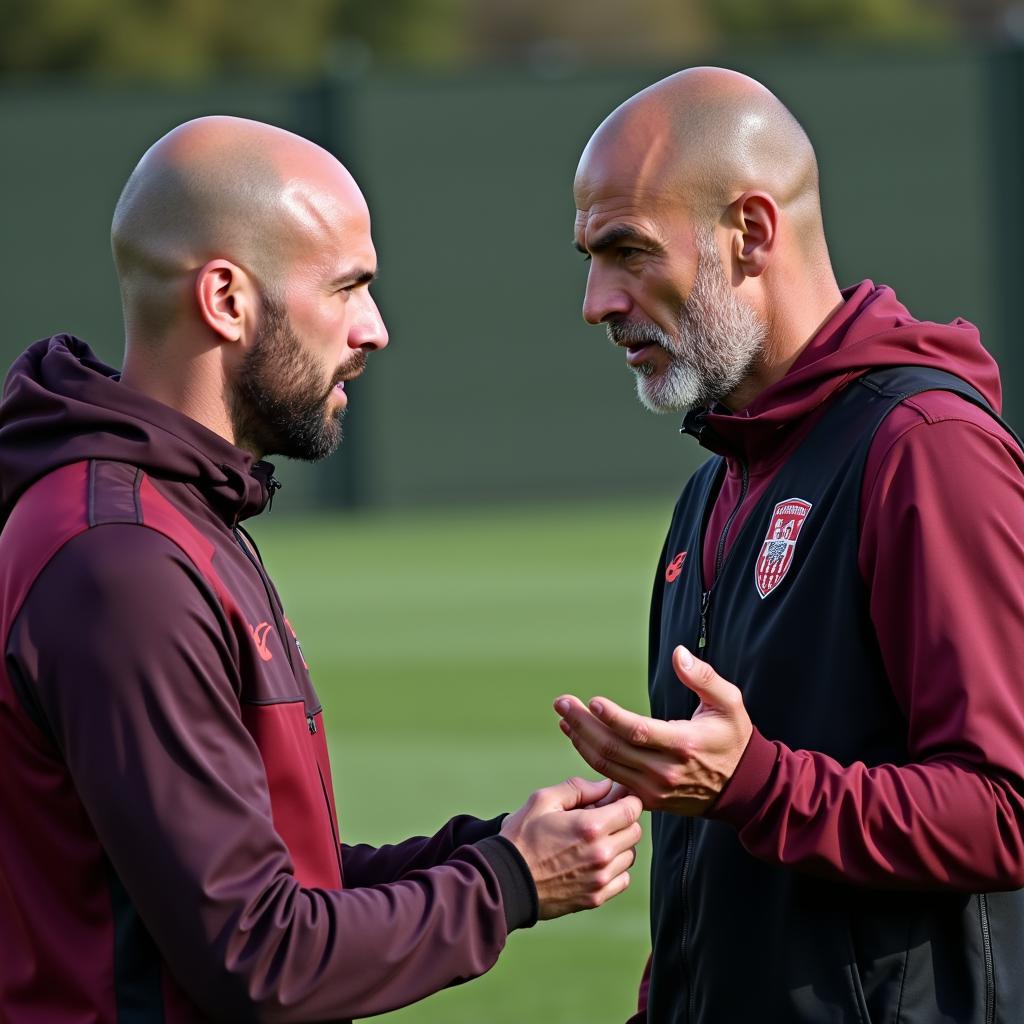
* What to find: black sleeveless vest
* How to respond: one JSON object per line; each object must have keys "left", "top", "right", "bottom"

{"left": 647, "top": 367, "right": 1024, "bottom": 1024}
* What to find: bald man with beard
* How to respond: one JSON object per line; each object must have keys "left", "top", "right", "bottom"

{"left": 556, "top": 68, "right": 1024, "bottom": 1022}
{"left": 0, "top": 117, "right": 643, "bottom": 1023}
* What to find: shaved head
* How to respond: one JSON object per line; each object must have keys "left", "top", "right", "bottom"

{"left": 111, "top": 116, "right": 366, "bottom": 340}
{"left": 112, "top": 115, "right": 387, "bottom": 460}
{"left": 574, "top": 67, "right": 841, "bottom": 413}
{"left": 577, "top": 66, "right": 823, "bottom": 244}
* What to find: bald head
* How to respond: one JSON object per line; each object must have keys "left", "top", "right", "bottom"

{"left": 575, "top": 68, "right": 843, "bottom": 412}
{"left": 112, "top": 116, "right": 366, "bottom": 340}
{"left": 576, "top": 67, "right": 824, "bottom": 246}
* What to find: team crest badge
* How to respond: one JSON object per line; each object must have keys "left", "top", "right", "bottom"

{"left": 755, "top": 498, "right": 812, "bottom": 599}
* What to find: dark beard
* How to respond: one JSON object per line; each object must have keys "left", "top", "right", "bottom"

{"left": 230, "top": 292, "right": 361, "bottom": 461}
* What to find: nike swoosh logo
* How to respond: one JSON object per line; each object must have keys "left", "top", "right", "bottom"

{"left": 249, "top": 621, "right": 274, "bottom": 662}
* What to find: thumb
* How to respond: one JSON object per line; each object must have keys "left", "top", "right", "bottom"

{"left": 672, "top": 645, "right": 739, "bottom": 711}
{"left": 551, "top": 776, "right": 614, "bottom": 810}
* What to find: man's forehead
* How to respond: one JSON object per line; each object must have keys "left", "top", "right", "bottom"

{"left": 574, "top": 151, "right": 686, "bottom": 235}
{"left": 281, "top": 172, "right": 368, "bottom": 234}
{"left": 576, "top": 109, "right": 677, "bottom": 187}
{"left": 272, "top": 175, "right": 377, "bottom": 286}
{"left": 573, "top": 187, "right": 676, "bottom": 241}
{"left": 276, "top": 178, "right": 376, "bottom": 278}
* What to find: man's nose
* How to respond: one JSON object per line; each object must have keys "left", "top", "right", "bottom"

{"left": 582, "top": 269, "right": 631, "bottom": 325}
{"left": 353, "top": 294, "right": 389, "bottom": 352}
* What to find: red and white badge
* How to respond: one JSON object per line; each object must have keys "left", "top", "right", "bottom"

{"left": 754, "top": 498, "right": 812, "bottom": 599}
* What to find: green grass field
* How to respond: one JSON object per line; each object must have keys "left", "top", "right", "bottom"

{"left": 250, "top": 498, "right": 671, "bottom": 1022}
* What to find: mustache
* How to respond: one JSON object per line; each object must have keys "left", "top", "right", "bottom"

{"left": 330, "top": 350, "right": 368, "bottom": 388}
{"left": 606, "top": 319, "right": 674, "bottom": 351}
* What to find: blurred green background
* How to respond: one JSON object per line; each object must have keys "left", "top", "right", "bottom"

{"left": 4, "top": 2, "right": 1024, "bottom": 1020}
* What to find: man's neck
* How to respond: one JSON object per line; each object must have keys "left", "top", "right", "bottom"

{"left": 121, "top": 342, "right": 239, "bottom": 447}
{"left": 725, "top": 281, "right": 845, "bottom": 412}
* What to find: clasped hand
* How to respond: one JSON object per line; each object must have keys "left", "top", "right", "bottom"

{"left": 500, "top": 777, "right": 643, "bottom": 920}
{"left": 554, "top": 645, "right": 753, "bottom": 816}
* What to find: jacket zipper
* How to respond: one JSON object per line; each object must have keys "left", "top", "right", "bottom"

{"left": 679, "top": 818, "right": 695, "bottom": 1023}
{"left": 231, "top": 522, "right": 342, "bottom": 886}
{"left": 314, "top": 756, "right": 345, "bottom": 881}
{"left": 979, "top": 893, "right": 995, "bottom": 1024}
{"left": 233, "top": 527, "right": 320, "bottom": 734}
{"left": 697, "top": 590, "right": 711, "bottom": 652}
{"left": 682, "top": 455, "right": 749, "bottom": 1023}
{"left": 697, "top": 457, "right": 750, "bottom": 652}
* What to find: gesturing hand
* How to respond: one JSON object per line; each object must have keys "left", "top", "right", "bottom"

{"left": 554, "top": 645, "right": 752, "bottom": 817}
{"left": 500, "top": 777, "right": 643, "bottom": 920}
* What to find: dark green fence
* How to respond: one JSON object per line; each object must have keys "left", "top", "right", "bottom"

{"left": 2, "top": 49, "right": 1017, "bottom": 509}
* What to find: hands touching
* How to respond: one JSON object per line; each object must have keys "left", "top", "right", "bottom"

{"left": 500, "top": 777, "right": 642, "bottom": 919}
{"left": 500, "top": 646, "right": 747, "bottom": 918}
{"left": 554, "top": 645, "right": 752, "bottom": 817}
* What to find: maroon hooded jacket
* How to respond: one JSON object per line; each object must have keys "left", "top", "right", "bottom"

{"left": 0, "top": 336, "right": 536, "bottom": 1023}
{"left": 631, "top": 282, "right": 1024, "bottom": 1020}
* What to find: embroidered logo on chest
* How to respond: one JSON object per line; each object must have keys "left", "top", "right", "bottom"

{"left": 665, "top": 551, "right": 687, "bottom": 583}
{"left": 249, "top": 621, "right": 274, "bottom": 661}
{"left": 755, "top": 498, "right": 812, "bottom": 599}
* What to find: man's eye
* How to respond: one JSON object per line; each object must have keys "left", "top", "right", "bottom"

{"left": 619, "top": 247, "right": 641, "bottom": 260}
{"left": 581, "top": 253, "right": 591, "bottom": 263}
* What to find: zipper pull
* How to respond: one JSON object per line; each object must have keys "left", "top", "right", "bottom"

{"left": 267, "top": 475, "right": 282, "bottom": 512}
{"left": 698, "top": 590, "right": 711, "bottom": 651}
{"left": 307, "top": 713, "right": 317, "bottom": 735}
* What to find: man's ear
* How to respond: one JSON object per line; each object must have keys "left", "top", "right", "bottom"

{"left": 726, "top": 191, "right": 779, "bottom": 279}
{"left": 194, "top": 260, "right": 257, "bottom": 343}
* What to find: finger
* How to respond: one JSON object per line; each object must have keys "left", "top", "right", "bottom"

{"left": 604, "top": 844, "right": 639, "bottom": 881}
{"left": 569, "top": 776, "right": 614, "bottom": 808}
{"left": 606, "top": 794, "right": 644, "bottom": 834}
{"left": 585, "top": 696, "right": 676, "bottom": 751}
{"left": 593, "top": 781, "right": 635, "bottom": 808}
{"left": 602, "top": 819, "right": 643, "bottom": 861}
{"left": 672, "top": 645, "right": 742, "bottom": 711}
{"left": 558, "top": 708, "right": 664, "bottom": 778}
{"left": 548, "top": 775, "right": 613, "bottom": 811}
{"left": 553, "top": 694, "right": 589, "bottom": 718}
{"left": 587, "top": 869, "right": 631, "bottom": 909}
{"left": 576, "top": 793, "right": 644, "bottom": 837}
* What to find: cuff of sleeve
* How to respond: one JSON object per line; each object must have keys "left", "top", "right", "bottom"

{"left": 475, "top": 834, "right": 539, "bottom": 932}
{"left": 452, "top": 813, "right": 507, "bottom": 847}
{"left": 704, "top": 727, "right": 779, "bottom": 827}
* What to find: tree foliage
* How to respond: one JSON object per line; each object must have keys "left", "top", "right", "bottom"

{"left": 708, "top": 0, "right": 951, "bottom": 42}
{"left": 0, "top": 0, "right": 964, "bottom": 81}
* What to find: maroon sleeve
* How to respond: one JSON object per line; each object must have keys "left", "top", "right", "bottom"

{"left": 709, "top": 398, "right": 1024, "bottom": 890}
{"left": 10, "top": 524, "right": 533, "bottom": 1021}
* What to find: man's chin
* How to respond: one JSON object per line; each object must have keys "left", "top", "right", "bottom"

{"left": 632, "top": 365, "right": 698, "bottom": 415}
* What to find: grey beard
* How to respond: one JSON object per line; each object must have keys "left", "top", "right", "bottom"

{"left": 607, "top": 231, "right": 766, "bottom": 413}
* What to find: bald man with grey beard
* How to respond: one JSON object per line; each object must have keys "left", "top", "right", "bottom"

{"left": 0, "top": 115, "right": 643, "bottom": 1023}
{"left": 557, "top": 66, "right": 1024, "bottom": 1023}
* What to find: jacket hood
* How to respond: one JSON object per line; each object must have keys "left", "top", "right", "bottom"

{"left": 688, "top": 281, "right": 1002, "bottom": 461}
{"left": 0, "top": 335, "right": 274, "bottom": 525}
